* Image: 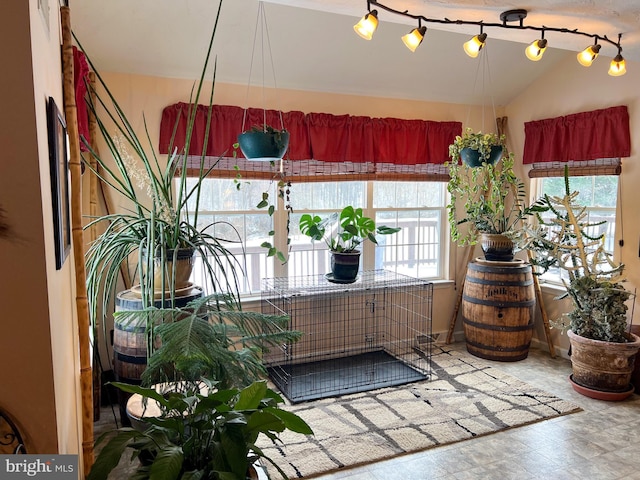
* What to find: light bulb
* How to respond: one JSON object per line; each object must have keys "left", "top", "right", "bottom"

{"left": 353, "top": 10, "right": 379, "bottom": 40}
{"left": 463, "top": 33, "right": 487, "bottom": 58}
{"left": 525, "top": 39, "right": 547, "bottom": 61}
{"left": 608, "top": 54, "right": 626, "bottom": 76}
{"left": 576, "top": 44, "right": 601, "bottom": 67}
{"left": 402, "top": 26, "right": 427, "bottom": 52}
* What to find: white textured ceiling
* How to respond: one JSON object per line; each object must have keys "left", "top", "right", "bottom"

{"left": 70, "top": 0, "right": 639, "bottom": 106}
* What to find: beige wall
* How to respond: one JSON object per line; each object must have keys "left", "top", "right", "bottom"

{"left": 0, "top": 0, "right": 81, "bottom": 460}
{"left": 505, "top": 56, "right": 640, "bottom": 352}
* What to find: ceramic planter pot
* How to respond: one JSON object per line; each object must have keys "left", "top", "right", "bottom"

{"left": 139, "top": 247, "right": 196, "bottom": 295}
{"left": 237, "top": 130, "right": 289, "bottom": 161}
{"left": 567, "top": 329, "right": 640, "bottom": 400}
{"left": 460, "top": 145, "right": 503, "bottom": 167}
{"left": 330, "top": 251, "right": 361, "bottom": 282}
{"left": 480, "top": 233, "right": 514, "bottom": 262}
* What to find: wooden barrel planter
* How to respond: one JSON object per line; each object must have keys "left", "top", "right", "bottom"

{"left": 462, "top": 259, "right": 535, "bottom": 362}
{"left": 113, "top": 287, "right": 203, "bottom": 424}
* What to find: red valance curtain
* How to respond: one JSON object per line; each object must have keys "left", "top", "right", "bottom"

{"left": 159, "top": 103, "right": 461, "bottom": 168}
{"left": 523, "top": 105, "right": 631, "bottom": 164}
{"left": 73, "top": 47, "right": 91, "bottom": 152}
{"left": 159, "top": 103, "right": 311, "bottom": 159}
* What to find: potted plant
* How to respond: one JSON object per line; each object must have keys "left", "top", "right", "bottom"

{"left": 114, "top": 293, "right": 302, "bottom": 391}
{"left": 524, "top": 168, "right": 640, "bottom": 400}
{"left": 237, "top": 124, "right": 289, "bottom": 161}
{"left": 76, "top": 4, "right": 247, "bottom": 351}
{"left": 299, "top": 206, "right": 400, "bottom": 282}
{"left": 448, "top": 128, "right": 505, "bottom": 167}
{"left": 88, "top": 379, "right": 313, "bottom": 480}
{"left": 77, "top": 2, "right": 261, "bottom": 423}
{"left": 446, "top": 148, "right": 537, "bottom": 261}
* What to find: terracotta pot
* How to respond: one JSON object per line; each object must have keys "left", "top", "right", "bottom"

{"left": 567, "top": 329, "right": 640, "bottom": 398}
{"left": 460, "top": 145, "right": 503, "bottom": 167}
{"left": 632, "top": 325, "right": 640, "bottom": 388}
{"left": 480, "top": 233, "right": 514, "bottom": 262}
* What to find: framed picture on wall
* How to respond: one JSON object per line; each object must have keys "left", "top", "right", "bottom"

{"left": 47, "top": 96, "right": 71, "bottom": 270}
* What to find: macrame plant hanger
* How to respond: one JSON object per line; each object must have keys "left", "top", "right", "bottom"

{"left": 447, "top": 43, "right": 499, "bottom": 343}
{"left": 238, "top": 1, "right": 289, "bottom": 166}
{"left": 237, "top": 1, "right": 292, "bottom": 266}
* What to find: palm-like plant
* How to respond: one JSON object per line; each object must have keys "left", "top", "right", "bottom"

{"left": 113, "top": 294, "right": 302, "bottom": 389}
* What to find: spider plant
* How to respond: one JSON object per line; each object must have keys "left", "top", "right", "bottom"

{"left": 76, "top": 1, "right": 245, "bottom": 340}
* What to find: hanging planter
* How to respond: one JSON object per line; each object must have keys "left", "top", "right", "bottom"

{"left": 460, "top": 145, "right": 503, "bottom": 167}
{"left": 449, "top": 128, "right": 505, "bottom": 168}
{"left": 238, "top": 2, "right": 289, "bottom": 162}
{"left": 238, "top": 125, "right": 289, "bottom": 162}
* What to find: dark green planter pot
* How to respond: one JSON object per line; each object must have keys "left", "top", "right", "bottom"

{"left": 237, "top": 130, "right": 289, "bottom": 162}
{"left": 460, "top": 145, "right": 503, "bottom": 167}
{"left": 330, "top": 251, "right": 361, "bottom": 282}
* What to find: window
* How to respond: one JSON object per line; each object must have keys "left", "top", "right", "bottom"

{"left": 532, "top": 174, "right": 619, "bottom": 285}
{"left": 183, "top": 178, "right": 447, "bottom": 295}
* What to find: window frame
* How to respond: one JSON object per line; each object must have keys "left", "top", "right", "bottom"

{"left": 530, "top": 173, "right": 619, "bottom": 287}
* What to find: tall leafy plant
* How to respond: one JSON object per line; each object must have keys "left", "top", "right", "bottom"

{"left": 76, "top": 1, "right": 245, "bottom": 335}
{"left": 447, "top": 152, "right": 534, "bottom": 246}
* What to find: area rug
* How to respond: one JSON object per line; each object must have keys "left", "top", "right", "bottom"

{"left": 257, "top": 345, "right": 581, "bottom": 479}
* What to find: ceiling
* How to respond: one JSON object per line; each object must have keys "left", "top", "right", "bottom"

{"left": 70, "top": 0, "right": 639, "bottom": 106}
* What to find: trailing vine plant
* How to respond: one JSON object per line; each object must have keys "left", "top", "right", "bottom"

{"left": 447, "top": 151, "right": 533, "bottom": 246}
{"left": 232, "top": 145, "right": 291, "bottom": 264}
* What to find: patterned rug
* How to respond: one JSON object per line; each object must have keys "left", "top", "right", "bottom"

{"left": 257, "top": 345, "right": 581, "bottom": 479}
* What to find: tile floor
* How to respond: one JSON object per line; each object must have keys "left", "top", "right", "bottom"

{"left": 95, "top": 342, "right": 640, "bottom": 480}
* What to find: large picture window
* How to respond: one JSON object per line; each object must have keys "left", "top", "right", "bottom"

{"left": 184, "top": 178, "right": 447, "bottom": 295}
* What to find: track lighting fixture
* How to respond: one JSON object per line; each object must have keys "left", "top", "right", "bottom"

{"left": 608, "top": 53, "right": 626, "bottom": 77}
{"left": 525, "top": 32, "right": 547, "bottom": 61}
{"left": 463, "top": 32, "right": 487, "bottom": 58}
{"left": 577, "top": 42, "right": 601, "bottom": 67}
{"left": 353, "top": 9, "right": 378, "bottom": 40}
{"left": 402, "top": 25, "right": 427, "bottom": 52}
{"left": 354, "top": 1, "right": 627, "bottom": 75}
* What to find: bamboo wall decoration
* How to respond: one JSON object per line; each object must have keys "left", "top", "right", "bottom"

{"left": 88, "top": 72, "right": 101, "bottom": 422}
{"left": 61, "top": 5, "right": 94, "bottom": 474}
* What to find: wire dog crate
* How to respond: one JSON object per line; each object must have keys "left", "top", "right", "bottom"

{"left": 262, "top": 270, "right": 433, "bottom": 403}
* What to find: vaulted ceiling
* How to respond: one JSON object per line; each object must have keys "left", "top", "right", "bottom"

{"left": 71, "top": 0, "right": 639, "bottom": 106}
